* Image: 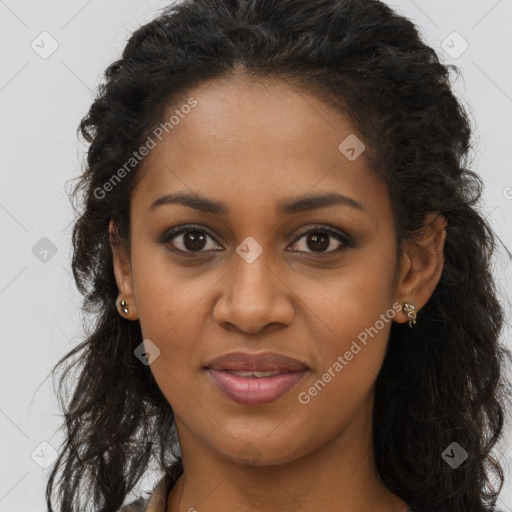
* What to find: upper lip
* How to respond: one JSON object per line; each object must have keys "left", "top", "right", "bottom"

{"left": 204, "top": 351, "right": 309, "bottom": 372}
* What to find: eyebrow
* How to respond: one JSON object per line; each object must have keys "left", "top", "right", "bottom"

{"left": 149, "top": 190, "right": 366, "bottom": 215}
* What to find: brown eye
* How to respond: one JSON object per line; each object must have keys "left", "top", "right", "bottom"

{"left": 305, "top": 231, "right": 330, "bottom": 252}
{"left": 161, "top": 226, "right": 223, "bottom": 254}
{"left": 288, "top": 227, "right": 349, "bottom": 255}
{"left": 181, "top": 230, "right": 208, "bottom": 251}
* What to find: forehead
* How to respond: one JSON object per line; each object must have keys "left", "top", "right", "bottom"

{"left": 132, "top": 75, "right": 389, "bottom": 219}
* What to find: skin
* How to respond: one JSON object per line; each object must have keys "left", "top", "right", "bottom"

{"left": 110, "top": 74, "right": 447, "bottom": 512}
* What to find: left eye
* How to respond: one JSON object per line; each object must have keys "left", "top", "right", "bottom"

{"left": 162, "top": 225, "right": 349, "bottom": 256}
{"left": 288, "top": 228, "right": 348, "bottom": 255}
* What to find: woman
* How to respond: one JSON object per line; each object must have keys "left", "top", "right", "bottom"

{"left": 46, "top": 0, "right": 512, "bottom": 511}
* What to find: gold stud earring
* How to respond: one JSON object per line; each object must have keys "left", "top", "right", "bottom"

{"left": 120, "top": 299, "right": 129, "bottom": 315}
{"left": 403, "top": 302, "right": 417, "bottom": 327}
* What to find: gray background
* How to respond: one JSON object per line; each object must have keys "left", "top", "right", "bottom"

{"left": 0, "top": 0, "right": 511, "bottom": 510}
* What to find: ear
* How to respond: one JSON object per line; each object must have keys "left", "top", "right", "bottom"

{"left": 109, "top": 219, "right": 138, "bottom": 321}
{"left": 394, "top": 212, "right": 447, "bottom": 325}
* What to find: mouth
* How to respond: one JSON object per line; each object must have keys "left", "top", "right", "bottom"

{"left": 204, "top": 350, "right": 309, "bottom": 372}
{"left": 203, "top": 351, "right": 310, "bottom": 405}
{"left": 204, "top": 367, "right": 309, "bottom": 406}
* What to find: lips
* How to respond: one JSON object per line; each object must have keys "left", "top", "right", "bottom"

{"left": 204, "top": 351, "right": 309, "bottom": 405}
{"left": 204, "top": 351, "right": 309, "bottom": 372}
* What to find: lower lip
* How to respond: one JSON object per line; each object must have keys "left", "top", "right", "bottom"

{"left": 206, "top": 369, "right": 308, "bottom": 405}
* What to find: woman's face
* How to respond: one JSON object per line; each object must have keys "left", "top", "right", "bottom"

{"left": 113, "top": 75, "right": 411, "bottom": 465}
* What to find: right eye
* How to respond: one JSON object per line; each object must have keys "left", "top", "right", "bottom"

{"left": 160, "top": 225, "right": 224, "bottom": 255}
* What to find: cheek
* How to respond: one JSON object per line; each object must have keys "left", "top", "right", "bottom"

{"left": 129, "top": 244, "right": 212, "bottom": 367}
{"left": 302, "top": 230, "right": 397, "bottom": 340}
{"left": 293, "top": 303, "right": 394, "bottom": 441}
{"left": 295, "top": 235, "right": 397, "bottom": 409}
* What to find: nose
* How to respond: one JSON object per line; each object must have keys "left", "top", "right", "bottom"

{"left": 212, "top": 249, "right": 294, "bottom": 334}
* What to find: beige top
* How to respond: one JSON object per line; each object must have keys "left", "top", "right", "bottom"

{"left": 119, "top": 471, "right": 416, "bottom": 511}
{"left": 119, "top": 473, "right": 172, "bottom": 512}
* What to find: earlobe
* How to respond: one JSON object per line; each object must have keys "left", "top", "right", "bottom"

{"left": 394, "top": 213, "right": 447, "bottom": 325}
{"left": 109, "top": 219, "right": 139, "bottom": 321}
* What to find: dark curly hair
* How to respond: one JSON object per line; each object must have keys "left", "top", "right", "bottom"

{"left": 46, "top": 0, "right": 512, "bottom": 511}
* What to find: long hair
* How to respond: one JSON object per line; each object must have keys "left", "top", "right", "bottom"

{"left": 46, "top": 1, "right": 512, "bottom": 511}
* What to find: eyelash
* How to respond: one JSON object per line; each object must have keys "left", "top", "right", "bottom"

{"left": 160, "top": 224, "right": 352, "bottom": 258}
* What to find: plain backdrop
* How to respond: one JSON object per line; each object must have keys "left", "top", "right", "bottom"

{"left": 0, "top": 0, "right": 511, "bottom": 510}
